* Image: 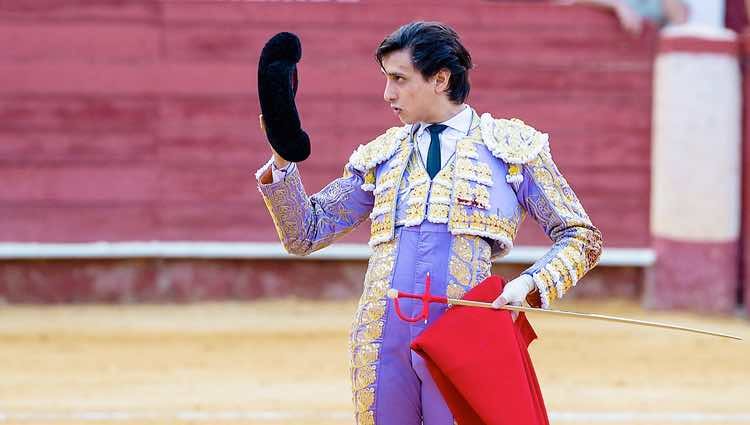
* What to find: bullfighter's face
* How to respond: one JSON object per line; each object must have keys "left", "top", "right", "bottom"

{"left": 381, "top": 49, "right": 444, "bottom": 125}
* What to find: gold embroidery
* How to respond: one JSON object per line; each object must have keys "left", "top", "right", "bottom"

{"left": 396, "top": 147, "right": 459, "bottom": 226}
{"left": 528, "top": 150, "right": 588, "bottom": 221}
{"left": 449, "top": 205, "right": 518, "bottom": 251}
{"left": 455, "top": 180, "right": 471, "bottom": 202}
{"left": 361, "top": 300, "right": 386, "bottom": 324}
{"left": 356, "top": 411, "right": 375, "bottom": 425}
{"left": 406, "top": 202, "right": 425, "bottom": 223}
{"left": 373, "top": 189, "right": 396, "bottom": 211}
{"left": 376, "top": 167, "right": 402, "bottom": 189}
{"left": 262, "top": 176, "right": 303, "bottom": 249}
{"left": 408, "top": 159, "right": 429, "bottom": 185}
{"left": 474, "top": 185, "right": 490, "bottom": 209}
{"left": 449, "top": 258, "right": 470, "bottom": 284}
{"left": 355, "top": 388, "right": 376, "bottom": 413}
{"left": 425, "top": 160, "right": 454, "bottom": 224}
{"left": 362, "top": 169, "right": 376, "bottom": 191}
{"left": 369, "top": 137, "right": 412, "bottom": 245}
{"left": 369, "top": 215, "right": 394, "bottom": 245}
{"left": 354, "top": 321, "right": 383, "bottom": 345}
{"left": 456, "top": 158, "right": 473, "bottom": 176}
{"left": 585, "top": 228, "right": 604, "bottom": 270}
{"left": 533, "top": 268, "right": 558, "bottom": 308}
{"left": 349, "top": 240, "right": 397, "bottom": 424}
{"left": 411, "top": 183, "right": 429, "bottom": 200}
{"left": 260, "top": 170, "right": 367, "bottom": 256}
{"left": 525, "top": 147, "right": 602, "bottom": 308}
{"left": 427, "top": 204, "right": 450, "bottom": 223}
{"left": 430, "top": 182, "right": 451, "bottom": 201}
{"left": 447, "top": 235, "right": 493, "bottom": 299}
{"left": 548, "top": 279, "right": 558, "bottom": 299}
{"left": 476, "top": 162, "right": 493, "bottom": 185}
{"left": 447, "top": 283, "right": 466, "bottom": 299}
{"left": 457, "top": 138, "right": 479, "bottom": 158}
{"left": 470, "top": 211, "right": 485, "bottom": 231}
{"left": 353, "top": 365, "right": 377, "bottom": 390}
{"left": 368, "top": 279, "right": 390, "bottom": 299}
{"left": 449, "top": 130, "right": 518, "bottom": 243}
{"left": 451, "top": 206, "right": 470, "bottom": 228}
{"left": 352, "top": 344, "right": 379, "bottom": 368}
{"left": 455, "top": 156, "right": 493, "bottom": 186}
{"left": 349, "top": 126, "right": 406, "bottom": 172}
{"left": 481, "top": 114, "right": 548, "bottom": 165}
{"left": 476, "top": 241, "right": 492, "bottom": 282}
{"left": 454, "top": 237, "right": 473, "bottom": 262}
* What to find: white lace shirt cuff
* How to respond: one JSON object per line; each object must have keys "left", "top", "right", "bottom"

{"left": 255, "top": 157, "right": 297, "bottom": 183}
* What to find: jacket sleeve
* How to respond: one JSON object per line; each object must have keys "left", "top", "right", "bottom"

{"left": 514, "top": 146, "right": 603, "bottom": 309}
{"left": 256, "top": 159, "right": 375, "bottom": 256}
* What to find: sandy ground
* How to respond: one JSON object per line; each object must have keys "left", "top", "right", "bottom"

{"left": 0, "top": 299, "right": 748, "bottom": 425}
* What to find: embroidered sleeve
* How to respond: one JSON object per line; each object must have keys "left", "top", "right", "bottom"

{"left": 257, "top": 162, "right": 375, "bottom": 256}
{"left": 515, "top": 145, "right": 603, "bottom": 309}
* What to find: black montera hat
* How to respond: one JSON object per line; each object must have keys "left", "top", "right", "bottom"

{"left": 257, "top": 32, "right": 310, "bottom": 162}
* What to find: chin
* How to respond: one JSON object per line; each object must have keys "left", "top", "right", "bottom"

{"left": 398, "top": 115, "right": 414, "bottom": 125}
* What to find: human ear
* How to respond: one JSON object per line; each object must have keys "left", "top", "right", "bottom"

{"left": 434, "top": 69, "right": 451, "bottom": 94}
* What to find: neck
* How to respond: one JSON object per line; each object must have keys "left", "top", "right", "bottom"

{"left": 427, "top": 102, "right": 465, "bottom": 124}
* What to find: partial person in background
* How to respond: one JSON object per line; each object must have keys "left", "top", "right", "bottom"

{"left": 559, "top": 0, "right": 689, "bottom": 34}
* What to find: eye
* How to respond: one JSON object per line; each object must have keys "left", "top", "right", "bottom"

{"left": 393, "top": 76, "right": 405, "bottom": 82}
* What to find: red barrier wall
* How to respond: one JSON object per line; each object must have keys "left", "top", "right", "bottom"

{"left": 0, "top": 260, "right": 641, "bottom": 303}
{"left": 743, "top": 28, "right": 750, "bottom": 316}
{"left": 0, "top": 1, "right": 657, "bottom": 247}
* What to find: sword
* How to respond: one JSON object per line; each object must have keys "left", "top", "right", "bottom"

{"left": 386, "top": 276, "right": 743, "bottom": 341}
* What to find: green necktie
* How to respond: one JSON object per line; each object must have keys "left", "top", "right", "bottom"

{"left": 426, "top": 124, "right": 447, "bottom": 179}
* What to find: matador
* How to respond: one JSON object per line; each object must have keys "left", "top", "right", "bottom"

{"left": 256, "top": 21, "right": 603, "bottom": 425}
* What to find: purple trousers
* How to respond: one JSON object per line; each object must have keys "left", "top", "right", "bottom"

{"left": 361, "top": 222, "right": 460, "bottom": 424}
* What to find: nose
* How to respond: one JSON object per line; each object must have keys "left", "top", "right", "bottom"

{"left": 383, "top": 80, "right": 396, "bottom": 103}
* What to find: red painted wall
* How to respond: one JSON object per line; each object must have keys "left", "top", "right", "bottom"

{"left": 742, "top": 28, "right": 750, "bottom": 314}
{"left": 0, "top": 259, "right": 641, "bottom": 303}
{"left": 0, "top": 1, "right": 657, "bottom": 248}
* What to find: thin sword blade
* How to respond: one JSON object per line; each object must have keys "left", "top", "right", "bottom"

{"left": 447, "top": 298, "right": 743, "bottom": 341}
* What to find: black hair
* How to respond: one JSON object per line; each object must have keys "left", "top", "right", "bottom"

{"left": 375, "top": 21, "right": 473, "bottom": 104}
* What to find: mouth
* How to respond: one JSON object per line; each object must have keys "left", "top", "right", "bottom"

{"left": 391, "top": 106, "right": 402, "bottom": 115}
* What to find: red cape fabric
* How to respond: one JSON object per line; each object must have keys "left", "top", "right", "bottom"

{"left": 410, "top": 276, "right": 549, "bottom": 425}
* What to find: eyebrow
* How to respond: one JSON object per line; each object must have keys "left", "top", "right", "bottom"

{"left": 382, "top": 70, "right": 407, "bottom": 78}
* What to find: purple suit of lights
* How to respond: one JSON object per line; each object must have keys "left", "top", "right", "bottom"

{"left": 257, "top": 110, "right": 602, "bottom": 424}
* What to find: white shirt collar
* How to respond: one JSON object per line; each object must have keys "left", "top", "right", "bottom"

{"left": 415, "top": 104, "right": 472, "bottom": 138}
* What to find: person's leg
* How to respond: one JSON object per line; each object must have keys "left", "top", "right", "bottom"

{"left": 350, "top": 296, "right": 423, "bottom": 424}
{"left": 413, "top": 349, "right": 455, "bottom": 425}
{"left": 408, "top": 225, "right": 455, "bottom": 425}
{"left": 351, "top": 232, "right": 422, "bottom": 425}
{"left": 372, "top": 316, "right": 422, "bottom": 424}
{"left": 350, "top": 301, "right": 423, "bottom": 424}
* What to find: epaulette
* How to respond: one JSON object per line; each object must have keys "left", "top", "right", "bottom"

{"left": 348, "top": 125, "right": 409, "bottom": 173}
{"left": 479, "top": 113, "right": 549, "bottom": 184}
